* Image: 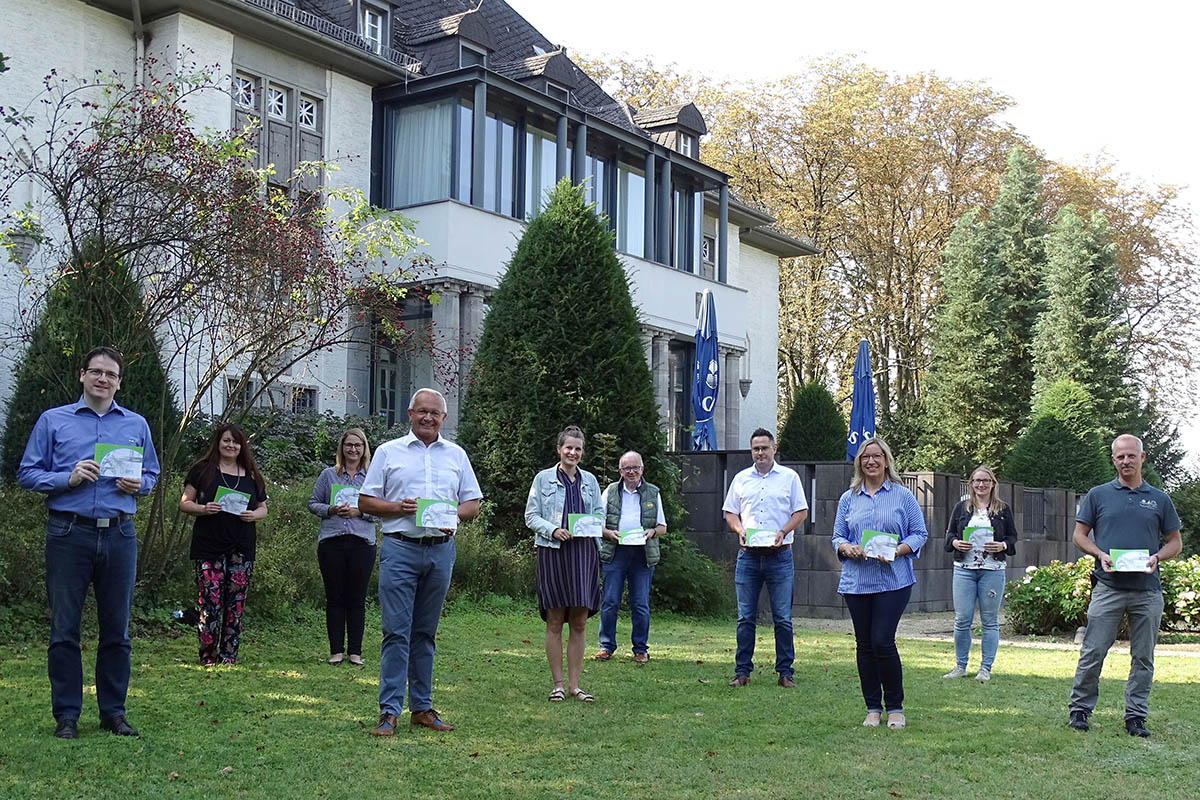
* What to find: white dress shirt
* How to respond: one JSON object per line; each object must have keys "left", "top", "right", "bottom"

{"left": 360, "top": 431, "right": 482, "bottom": 536}
{"left": 721, "top": 461, "right": 808, "bottom": 545}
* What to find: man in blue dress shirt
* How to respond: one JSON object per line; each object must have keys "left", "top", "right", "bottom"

{"left": 17, "top": 346, "right": 160, "bottom": 739}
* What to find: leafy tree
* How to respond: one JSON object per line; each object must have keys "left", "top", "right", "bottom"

{"left": 1169, "top": 479, "right": 1200, "bottom": 556}
{"left": 0, "top": 60, "right": 423, "bottom": 586}
{"left": 0, "top": 239, "right": 177, "bottom": 477}
{"left": 458, "top": 179, "right": 675, "bottom": 543}
{"left": 1002, "top": 380, "right": 1111, "bottom": 492}
{"left": 777, "top": 380, "right": 846, "bottom": 461}
{"left": 1032, "top": 205, "right": 1134, "bottom": 436}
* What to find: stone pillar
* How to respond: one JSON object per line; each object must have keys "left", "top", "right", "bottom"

{"left": 724, "top": 351, "right": 741, "bottom": 450}
{"left": 643, "top": 151, "right": 656, "bottom": 259}
{"left": 471, "top": 82, "right": 487, "bottom": 207}
{"left": 431, "top": 284, "right": 462, "bottom": 436}
{"left": 573, "top": 122, "right": 587, "bottom": 184}
{"left": 459, "top": 286, "right": 485, "bottom": 401}
{"left": 652, "top": 333, "right": 670, "bottom": 428}
{"left": 718, "top": 184, "right": 729, "bottom": 283}
{"left": 658, "top": 158, "right": 672, "bottom": 264}
{"left": 556, "top": 114, "right": 569, "bottom": 182}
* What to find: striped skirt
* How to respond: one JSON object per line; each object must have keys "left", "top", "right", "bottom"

{"left": 536, "top": 537, "right": 601, "bottom": 620}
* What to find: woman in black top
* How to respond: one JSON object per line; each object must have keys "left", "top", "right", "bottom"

{"left": 942, "top": 465, "right": 1017, "bottom": 681}
{"left": 179, "top": 424, "right": 268, "bottom": 665}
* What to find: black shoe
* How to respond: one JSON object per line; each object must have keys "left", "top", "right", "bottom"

{"left": 53, "top": 719, "right": 78, "bottom": 739}
{"left": 1125, "top": 717, "right": 1150, "bottom": 738}
{"left": 100, "top": 715, "right": 139, "bottom": 736}
{"left": 1067, "top": 710, "right": 1089, "bottom": 731}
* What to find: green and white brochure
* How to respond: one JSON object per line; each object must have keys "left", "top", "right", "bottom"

{"left": 1111, "top": 548, "right": 1151, "bottom": 572}
{"left": 330, "top": 484, "right": 360, "bottom": 508}
{"left": 861, "top": 529, "right": 899, "bottom": 561}
{"left": 619, "top": 529, "right": 648, "bottom": 545}
{"left": 568, "top": 513, "right": 603, "bottom": 538}
{"left": 215, "top": 486, "right": 251, "bottom": 515}
{"left": 94, "top": 443, "right": 143, "bottom": 479}
{"left": 745, "top": 528, "right": 778, "bottom": 547}
{"left": 963, "top": 525, "right": 994, "bottom": 554}
{"left": 417, "top": 499, "right": 459, "bottom": 529}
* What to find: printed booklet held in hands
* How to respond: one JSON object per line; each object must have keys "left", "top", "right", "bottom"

{"left": 568, "top": 513, "right": 603, "bottom": 538}
{"left": 330, "top": 484, "right": 360, "bottom": 508}
{"left": 417, "top": 499, "right": 459, "bottom": 530}
{"left": 95, "top": 443, "right": 143, "bottom": 480}
{"left": 744, "top": 528, "right": 778, "bottom": 547}
{"left": 215, "top": 486, "right": 251, "bottom": 515}
{"left": 861, "top": 529, "right": 899, "bottom": 561}
{"left": 618, "top": 529, "right": 647, "bottom": 545}
{"left": 1111, "top": 548, "right": 1151, "bottom": 572}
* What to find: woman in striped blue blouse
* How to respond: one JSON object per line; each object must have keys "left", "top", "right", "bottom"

{"left": 832, "top": 438, "right": 929, "bottom": 729}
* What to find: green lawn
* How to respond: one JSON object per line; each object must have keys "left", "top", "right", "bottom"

{"left": 3, "top": 603, "right": 1199, "bottom": 799}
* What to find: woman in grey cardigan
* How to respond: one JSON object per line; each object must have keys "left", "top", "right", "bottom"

{"left": 307, "top": 428, "right": 379, "bottom": 665}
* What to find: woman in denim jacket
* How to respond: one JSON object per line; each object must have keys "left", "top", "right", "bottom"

{"left": 525, "top": 425, "right": 604, "bottom": 703}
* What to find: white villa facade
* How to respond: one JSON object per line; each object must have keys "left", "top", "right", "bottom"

{"left": 0, "top": 0, "right": 815, "bottom": 448}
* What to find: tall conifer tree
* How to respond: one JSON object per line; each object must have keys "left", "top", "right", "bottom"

{"left": 458, "top": 180, "right": 675, "bottom": 543}
{"left": 1031, "top": 205, "right": 1133, "bottom": 437}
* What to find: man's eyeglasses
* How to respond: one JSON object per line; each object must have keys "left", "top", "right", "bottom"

{"left": 84, "top": 368, "right": 121, "bottom": 380}
{"left": 619, "top": 466, "right": 643, "bottom": 473}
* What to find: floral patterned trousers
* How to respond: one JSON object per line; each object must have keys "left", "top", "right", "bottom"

{"left": 195, "top": 554, "right": 253, "bottom": 665}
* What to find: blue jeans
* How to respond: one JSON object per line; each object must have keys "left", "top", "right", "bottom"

{"left": 844, "top": 585, "right": 912, "bottom": 713}
{"left": 378, "top": 536, "right": 455, "bottom": 716}
{"left": 44, "top": 515, "right": 138, "bottom": 722}
{"left": 598, "top": 545, "right": 655, "bottom": 654}
{"left": 952, "top": 566, "right": 1005, "bottom": 670}
{"left": 734, "top": 548, "right": 794, "bottom": 678}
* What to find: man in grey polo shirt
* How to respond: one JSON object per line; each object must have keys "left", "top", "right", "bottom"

{"left": 1067, "top": 434, "right": 1181, "bottom": 737}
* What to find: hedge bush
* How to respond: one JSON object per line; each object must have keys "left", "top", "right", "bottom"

{"left": 1005, "top": 554, "right": 1200, "bottom": 634}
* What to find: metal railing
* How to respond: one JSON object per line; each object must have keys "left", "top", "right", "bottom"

{"left": 240, "top": 0, "right": 424, "bottom": 73}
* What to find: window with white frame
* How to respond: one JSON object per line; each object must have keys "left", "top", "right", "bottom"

{"left": 234, "top": 74, "right": 257, "bottom": 108}
{"left": 678, "top": 132, "right": 695, "bottom": 158}
{"left": 702, "top": 234, "right": 715, "bottom": 265}
{"left": 298, "top": 96, "right": 318, "bottom": 129}
{"left": 266, "top": 85, "right": 287, "bottom": 119}
{"left": 361, "top": 5, "right": 386, "bottom": 54}
{"left": 225, "top": 375, "right": 258, "bottom": 410}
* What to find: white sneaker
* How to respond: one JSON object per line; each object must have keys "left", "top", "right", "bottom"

{"left": 975, "top": 667, "right": 991, "bottom": 682}
{"left": 943, "top": 665, "right": 967, "bottom": 678}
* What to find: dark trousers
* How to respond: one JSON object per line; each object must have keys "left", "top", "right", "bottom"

{"left": 45, "top": 515, "right": 137, "bottom": 722}
{"left": 317, "top": 535, "right": 377, "bottom": 656}
{"left": 844, "top": 585, "right": 912, "bottom": 713}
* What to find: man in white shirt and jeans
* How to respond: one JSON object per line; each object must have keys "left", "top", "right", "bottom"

{"left": 722, "top": 428, "right": 808, "bottom": 688}
{"left": 359, "top": 388, "right": 482, "bottom": 736}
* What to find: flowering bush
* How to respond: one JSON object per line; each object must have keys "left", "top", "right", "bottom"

{"left": 1161, "top": 556, "right": 1200, "bottom": 630}
{"left": 1005, "top": 555, "right": 1200, "bottom": 634}
{"left": 1004, "top": 557, "right": 1095, "bottom": 634}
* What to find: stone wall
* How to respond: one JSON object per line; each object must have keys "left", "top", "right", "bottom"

{"left": 673, "top": 451, "right": 1083, "bottom": 618}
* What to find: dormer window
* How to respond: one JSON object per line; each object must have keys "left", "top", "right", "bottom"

{"left": 361, "top": 4, "right": 387, "bottom": 54}
{"left": 678, "top": 132, "right": 696, "bottom": 158}
{"left": 546, "top": 82, "right": 569, "bottom": 102}
{"left": 461, "top": 44, "right": 486, "bottom": 68}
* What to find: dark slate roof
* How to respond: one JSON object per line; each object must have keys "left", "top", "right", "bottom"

{"left": 633, "top": 102, "right": 708, "bottom": 135}
{"left": 391, "top": 0, "right": 640, "bottom": 133}
{"left": 490, "top": 51, "right": 578, "bottom": 87}
{"left": 406, "top": 8, "right": 496, "bottom": 49}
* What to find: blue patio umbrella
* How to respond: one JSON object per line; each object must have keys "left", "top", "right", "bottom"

{"left": 846, "top": 339, "right": 876, "bottom": 460}
{"left": 691, "top": 289, "right": 719, "bottom": 451}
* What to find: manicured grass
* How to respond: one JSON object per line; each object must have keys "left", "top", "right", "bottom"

{"left": 3, "top": 603, "right": 1200, "bottom": 799}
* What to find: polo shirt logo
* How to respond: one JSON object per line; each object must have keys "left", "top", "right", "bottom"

{"left": 1139, "top": 499, "right": 1158, "bottom": 510}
